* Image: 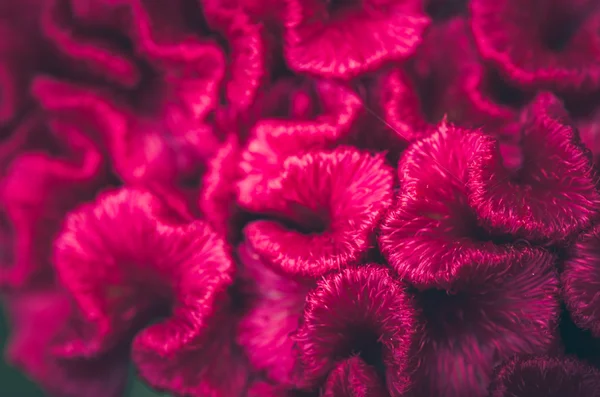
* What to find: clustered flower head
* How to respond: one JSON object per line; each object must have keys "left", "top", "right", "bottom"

{"left": 2, "top": 0, "right": 600, "bottom": 396}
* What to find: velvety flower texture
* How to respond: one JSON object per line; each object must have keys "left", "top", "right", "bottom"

{"left": 5, "top": 0, "right": 600, "bottom": 396}
{"left": 53, "top": 188, "right": 243, "bottom": 397}
{"left": 488, "top": 356, "right": 600, "bottom": 397}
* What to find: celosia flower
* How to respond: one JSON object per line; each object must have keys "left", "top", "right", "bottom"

{"left": 471, "top": 0, "right": 600, "bottom": 93}
{"left": 282, "top": 0, "right": 429, "bottom": 79}
{"left": 53, "top": 188, "right": 245, "bottom": 397}
{"left": 488, "top": 356, "right": 600, "bottom": 397}
{"left": 0, "top": 117, "right": 106, "bottom": 287}
{"left": 379, "top": 122, "right": 514, "bottom": 289}
{"left": 408, "top": 249, "right": 560, "bottom": 397}
{"left": 294, "top": 266, "right": 416, "bottom": 396}
{"left": 240, "top": 147, "right": 393, "bottom": 278}
{"left": 467, "top": 93, "right": 600, "bottom": 243}
{"left": 2, "top": 286, "right": 129, "bottom": 397}
{"left": 562, "top": 224, "right": 600, "bottom": 337}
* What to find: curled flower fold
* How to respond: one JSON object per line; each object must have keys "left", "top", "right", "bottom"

{"left": 379, "top": 122, "right": 512, "bottom": 289}
{"left": 562, "top": 224, "right": 600, "bottom": 337}
{"left": 2, "top": 287, "right": 129, "bottom": 397}
{"left": 471, "top": 0, "right": 600, "bottom": 92}
{"left": 53, "top": 188, "right": 245, "bottom": 397}
{"left": 283, "top": 0, "right": 429, "bottom": 79}
{"left": 488, "top": 356, "right": 600, "bottom": 397}
{"left": 409, "top": 249, "right": 560, "bottom": 397}
{"left": 467, "top": 93, "right": 600, "bottom": 243}
{"left": 237, "top": 243, "right": 315, "bottom": 385}
{"left": 294, "top": 266, "right": 416, "bottom": 397}
{"left": 241, "top": 147, "right": 394, "bottom": 278}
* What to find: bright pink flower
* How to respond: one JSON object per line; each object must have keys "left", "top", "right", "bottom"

{"left": 0, "top": 117, "right": 106, "bottom": 287}
{"left": 2, "top": 286, "right": 129, "bottom": 397}
{"left": 489, "top": 356, "right": 600, "bottom": 397}
{"left": 408, "top": 249, "right": 560, "bottom": 397}
{"left": 237, "top": 243, "right": 315, "bottom": 385}
{"left": 562, "top": 224, "right": 600, "bottom": 338}
{"left": 53, "top": 188, "right": 245, "bottom": 397}
{"left": 379, "top": 122, "right": 515, "bottom": 289}
{"left": 471, "top": 0, "right": 600, "bottom": 93}
{"left": 294, "top": 266, "right": 416, "bottom": 396}
{"left": 241, "top": 147, "right": 394, "bottom": 278}
{"left": 282, "top": 0, "right": 429, "bottom": 79}
{"left": 467, "top": 93, "right": 600, "bottom": 243}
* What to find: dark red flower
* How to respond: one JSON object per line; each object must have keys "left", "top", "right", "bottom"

{"left": 0, "top": 117, "right": 106, "bottom": 287}
{"left": 53, "top": 188, "right": 246, "bottom": 397}
{"left": 283, "top": 0, "right": 429, "bottom": 79}
{"left": 2, "top": 286, "right": 129, "bottom": 397}
{"left": 408, "top": 249, "right": 560, "bottom": 397}
{"left": 240, "top": 147, "right": 394, "bottom": 278}
{"left": 467, "top": 93, "right": 600, "bottom": 243}
{"left": 488, "top": 356, "right": 600, "bottom": 397}
{"left": 237, "top": 243, "right": 315, "bottom": 385}
{"left": 562, "top": 224, "right": 600, "bottom": 338}
{"left": 379, "top": 122, "right": 517, "bottom": 289}
{"left": 471, "top": 0, "right": 600, "bottom": 93}
{"left": 294, "top": 266, "right": 416, "bottom": 397}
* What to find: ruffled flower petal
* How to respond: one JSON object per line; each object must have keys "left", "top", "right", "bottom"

{"left": 379, "top": 122, "right": 514, "bottom": 289}
{"left": 3, "top": 287, "right": 129, "bottom": 397}
{"left": 321, "top": 357, "right": 389, "bottom": 397}
{"left": 53, "top": 188, "right": 244, "bottom": 397}
{"left": 242, "top": 147, "right": 394, "bottom": 278}
{"left": 283, "top": 0, "right": 429, "bottom": 79}
{"left": 409, "top": 249, "right": 560, "bottom": 397}
{"left": 562, "top": 224, "right": 600, "bottom": 337}
{"left": 467, "top": 93, "right": 600, "bottom": 243}
{"left": 471, "top": 0, "right": 600, "bottom": 93}
{"left": 489, "top": 356, "right": 600, "bottom": 397}
{"left": 237, "top": 243, "right": 314, "bottom": 385}
{"left": 294, "top": 266, "right": 416, "bottom": 397}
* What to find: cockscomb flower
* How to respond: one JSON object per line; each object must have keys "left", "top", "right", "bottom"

{"left": 31, "top": 0, "right": 266, "bottom": 192}
{"left": 467, "top": 93, "right": 600, "bottom": 244}
{"left": 294, "top": 266, "right": 416, "bottom": 397}
{"left": 2, "top": 286, "right": 130, "bottom": 397}
{"left": 488, "top": 356, "right": 600, "bottom": 397}
{"left": 562, "top": 224, "right": 600, "bottom": 338}
{"left": 471, "top": 0, "right": 600, "bottom": 93}
{"left": 52, "top": 188, "right": 246, "bottom": 397}
{"left": 408, "top": 249, "right": 560, "bottom": 397}
{"left": 282, "top": 0, "right": 429, "bottom": 80}
{"left": 0, "top": 117, "right": 106, "bottom": 287}
{"left": 240, "top": 147, "right": 394, "bottom": 278}
{"left": 379, "top": 121, "right": 515, "bottom": 289}
{"left": 237, "top": 243, "right": 315, "bottom": 385}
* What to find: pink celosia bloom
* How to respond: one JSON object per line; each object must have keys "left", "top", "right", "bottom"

{"left": 294, "top": 266, "right": 416, "bottom": 396}
{"left": 240, "top": 147, "right": 393, "bottom": 278}
{"left": 489, "top": 356, "right": 600, "bottom": 397}
{"left": 53, "top": 188, "right": 246, "bottom": 397}
{"left": 467, "top": 93, "right": 600, "bottom": 243}
{"left": 379, "top": 122, "right": 516, "bottom": 289}
{"left": 471, "top": 0, "right": 600, "bottom": 93}
{"left": 562, "top": 224, "right": 600, "bottom": 337}
{"left": 0, "top": 117, "right": 106, "bottom": 287}
{"left": 407, "top": 249, "right": 560, "bottom": 397}
{"left": 282, "top": 0, "right": 429, "bottom": 79}
{"left": 2, "top": 286, "right": 130, "bottom": 397}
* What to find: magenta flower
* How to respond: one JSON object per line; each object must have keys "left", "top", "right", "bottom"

{"left": 489, "top": 356, "right": 600, "bottom": 397}
{"left": 52, "top": 188, "right": 245, "bottom": 397}
{"left": 467, "top": 93, "right": 600, "bottom": 243}
{"left": 282, "top": 0, "right": 430, "bottom": 79}
{"left": 240, "top": 147, "right": 393, "bottom": 278}
{"left": 294, "top": 266, "right": 416, "bottom": 397}
{"left": 408, "top": 249, "right": 560, "bottom": 397}
{"left": 471, "top": 0, "right": 600, "bottom": 93}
